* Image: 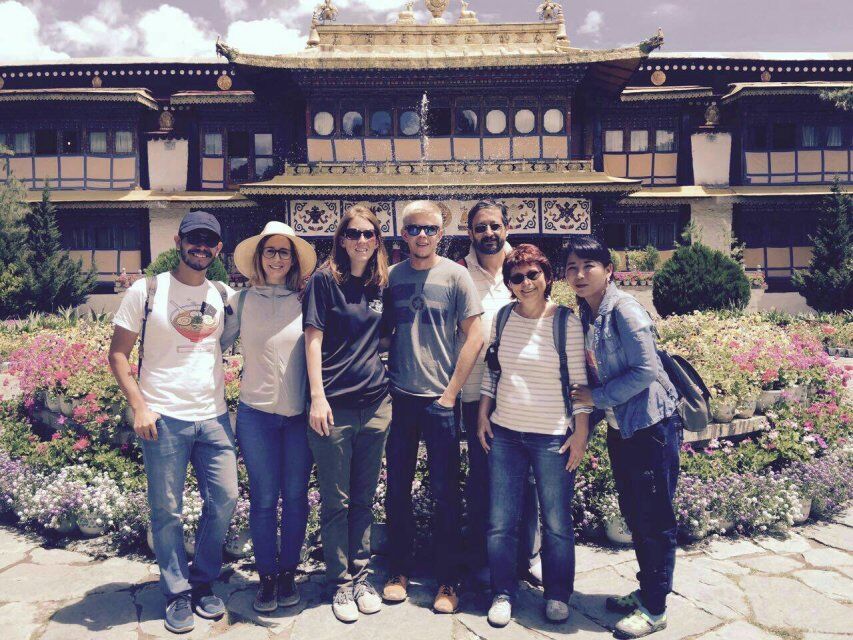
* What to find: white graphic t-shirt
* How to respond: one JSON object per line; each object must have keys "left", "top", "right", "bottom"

{"left": 113, "top": 272, "right": 231, "bottom": 421}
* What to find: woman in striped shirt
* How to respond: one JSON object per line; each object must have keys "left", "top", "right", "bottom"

{"left": 477, "top": 244, "right": 593, "bottom": 628}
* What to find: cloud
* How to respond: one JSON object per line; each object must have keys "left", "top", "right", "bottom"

{"left": 53, "top": 0, "right": 138, "bottom": 57}
{"left": 137, "top": 4, "right": 215, "bottom": 57}
{"left": 220, "top": 0, "right": 249, "bottom": 20}
{"left": 652, "top": 3, "right": 681, "bottom": 16}
{"left": 577, "top": 10, "right": 604, "bottom": 37}
{"left": 0, "top": 1, "right": 68, "bottom": 61}
{"left": 225, "top": 19, "right": 306, "bottom": 55}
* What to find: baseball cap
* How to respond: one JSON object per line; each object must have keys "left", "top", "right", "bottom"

{"left": 179, "top": 211, "right": 221, "bottom": 238}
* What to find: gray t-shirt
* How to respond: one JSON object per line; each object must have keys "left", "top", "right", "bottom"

{"left": 383, "top": 257, "right": 483, "bottom": 397}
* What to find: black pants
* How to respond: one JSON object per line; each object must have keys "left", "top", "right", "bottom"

{"left": 607, "top": 414, "right": 681, "bottom": 615}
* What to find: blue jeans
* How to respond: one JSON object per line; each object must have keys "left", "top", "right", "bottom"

{"left": 461, "top": 401, "right": 540, "bottom": 571}
{"left": 607, "top": 414, "right": 681, "bottom": 615}
{"left": 488, "top": 424, "right": 576, "bottom": 604}
{"left": 236, "top": 402, "right": 313, "bottom": 576}
{"left": 386, "top": 391, "right": 462, "bottom": 585}
{"left": 141, "top": 413, "right": 238, "bottom": 600}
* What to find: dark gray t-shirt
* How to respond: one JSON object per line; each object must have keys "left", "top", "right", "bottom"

{"left": 383, "top": 257, "right": 483, "bottom": 396}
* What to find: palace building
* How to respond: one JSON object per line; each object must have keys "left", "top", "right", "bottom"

{"left": 0, "top": 0, "right": 850, "bottom": 290}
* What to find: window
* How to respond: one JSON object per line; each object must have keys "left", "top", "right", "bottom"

{"left": 629, "top": 223, "right": 650, "bottom": 247}
{"left": 771, "top": 123, "right": 796, "bottom": 151}
{"left": 115, "top": 131, "right": 133, "bottom": 154}
{"left": 801, "top": 125, "right": 818, "bottom": 148}
{"left": 342, "top": 111, "right": 364, "bottom": 137}
{"left": 228, "top": 132, "right": 250, "bottom": 183}
{"left": 313, "top": 111, "right": 334, "bottom": 136}
{"left": 604, "top": 130, "right": 623, "bottom": 152}
{"left": 14, "top": 133, "right": 31, "bottom": 154}
{"left": 655, "top": 129, "right": 675, "bottom": 152}
{"left": 514, "top": 109, "right": 535, "bottom": 134}
{"left": 826, "top": 126, "right": 842, "bottom": 148}
{"left": 204, "top": 133, "right": 223, "bottom": 156}
{"left": 455, "top": 109, "right": 478, "bottom": 134}
{"left": 61, "top": 130, "right": 80, "bottom": 155}
{"left": 749, "top": 127, "right": 767, "bottom": 151}
{"left": 370, "top": 110, "right": 392, "bottom": 136}
{"left": 0, "top": 134, "right": 7, "bottom": 154}
{"left": 95, "top": 226, "right": 113, "bottom": 250}
{"left": 485, "top": 109, "right": 507, "bottom": 135}
{"left": 656, "top": 222, "right": 676, "bottom": 248}
{"left": 254, "top": 133, "right": 274, "bottom": 180}
{"left": 630, "top": 130, "right": 649, "bottom": 153}
{"left": 89, "top": 132, "right": 107, "bottom": 154}
{"left": 34, "top": 129, "right": 58, "bottom": 155}
{"left": 425, "top": 107, "right": 451, "bottom": 136}
{"left": 543, "top": 108, "right": 564, "bottom": 134}
{"left": 399, "top": 110, "right": 420, "bottom": 136}
{"left": 604, "top": 223, "right": 626, "bottom": 248}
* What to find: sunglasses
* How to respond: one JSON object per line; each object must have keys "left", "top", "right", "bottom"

{"left": 473, "top": 222, "right": 503, "bottom": 234}
{"left": 183, "top": 231, "right": 219, "bottom": 248}
{"left": 405, "top": 224, "right": 440, "bottom": 237}
{"left": 508, "top": 270, "right": 543, "bottom": 285}
{"left": 344, "top": 228, "right": 376, "bottom": 241}
{"left": 262, "top": 247, "right": 292, "bottom": 260}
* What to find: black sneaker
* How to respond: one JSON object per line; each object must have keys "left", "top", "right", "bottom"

{"left": 191, "top": 584, "right": 226, "bottom": 620}
{"left": 277, "top": 570, "right": 300, "bottom": 607}
{"left": 253, "top": 574, "right": 278, "bottom": 613}
{"left": 164, "top": 595, "right": 194, "bottom": 634}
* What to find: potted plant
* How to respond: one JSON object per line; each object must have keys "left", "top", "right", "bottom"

{"left": 596, "top": 493, "right": 632, "bottom": 546}
{"left": 225, "top": 496, "right": 252, "bottom": 558}
{"left": 675, "top": 475, "right": 713, "bottom": 542}
{"left": 734, "top": 383, "right": 759, "bottom": 420}
{"left": 32, "top": 469, "right": 84, "bottom": 535}
{"left": 181, "top": 489, "right": 204, "bottom": 557}
{"left": 77, "top": 473, "right": 122, "bottom": 537}
{"left": 710, "top": 396, "right": 736, "bottom": 423}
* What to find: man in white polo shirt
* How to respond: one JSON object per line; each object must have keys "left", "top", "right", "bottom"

{"left": 458, "top": 200, "right": 542, "bottom": 587}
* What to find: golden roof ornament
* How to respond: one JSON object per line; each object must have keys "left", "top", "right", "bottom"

{"left": 396, "top": 1, "right": 416, "bottom": 25}
{"left": 314, "top": 0, "right": 339, "bottom": 24}
{"left": 425, "top": 0, "right": 449, "bottom": 24}
{"left": 458, "top": 0, "right": 478, "bottom": 24}
{"left": 537, "top": 1, "right": 562, "bottom": 22}
{"left": 91, "top": 75, "right": 103, "bottom": 88}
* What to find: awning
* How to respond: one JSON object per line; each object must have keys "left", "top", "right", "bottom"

{"left": 621, "top": 85, "right": 714, "bottom": 102}
{"left": 721, "top": 81, "right": 853, "bottom": 103}
{"left": 0, "top": 88, "right": 158, "bottom": 110}
{"left": 170, "top": 90, "right": 256, "bottom": 106}
{"left": 627, "top": 184, "right": 846, "bottom": 202}
{"left": 26, "top": 190, "right": 252, "bottom": 208}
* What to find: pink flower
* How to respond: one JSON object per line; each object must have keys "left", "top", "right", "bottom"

{"left": 51, "top": 432, "right": 62, "bottom": 440}
{"left": 72, "top": 437, "right": 90, "bottom": 452}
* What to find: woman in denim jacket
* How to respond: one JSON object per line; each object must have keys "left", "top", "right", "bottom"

{"left": 565, "top": 236, "right": 681, "bottom": 640}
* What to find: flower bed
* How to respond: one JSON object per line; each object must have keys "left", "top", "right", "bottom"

{"left": 0, "top": 309, "right": 851, "bottom": 556}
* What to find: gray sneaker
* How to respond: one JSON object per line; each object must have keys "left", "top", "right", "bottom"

{"left": 545, "top": 599, "right": 570, "bottom": 623}
{"left": 332, "top": 587, "right": 359, "bottom": 623}
{"left": 354, "top": 581, "right": 382, "bottom": 614}
{"left": 487, "top": 595, "right": 512, "bottom": 627}
{"left": 191, "top": 585, "right": 225, "bottom": 620}
{"left": 164, "top": 595, "right": 194, "bottom": 634}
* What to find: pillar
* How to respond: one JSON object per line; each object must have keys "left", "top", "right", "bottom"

{"left": 689, "top": 198, "right": 733, "bottom": 253}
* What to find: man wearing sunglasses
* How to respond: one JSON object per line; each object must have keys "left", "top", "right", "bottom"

{"left": 382, "top": 200, "right": 484, "bottom": 614}
{"left": 109, "top": 211, "right": 237, "bottom": 634}
{"left": 457, "top": 201, "right": 543, "bottom": 590}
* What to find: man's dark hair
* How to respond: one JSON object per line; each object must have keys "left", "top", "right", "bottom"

{"left": 466, "top": 199, "right": 509, "bottom": 230}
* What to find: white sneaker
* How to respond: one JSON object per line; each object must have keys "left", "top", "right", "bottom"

{"left": 353, "top": 581, "right": 382, "bottom": 614}
{"left": 545, "top": 599, "right": 570, "bottom": 622}
{"left": 332, "top": 587, "right": 359, "bottom": 623}
{"left": 488, "top": 595, "right": 512, "bottom": 627}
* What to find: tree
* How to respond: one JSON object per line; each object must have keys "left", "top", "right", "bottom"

{"left": 792, "top": 181, "right": 853, "bottom": 312}
{"left": 144, "top": 248, "right": 229, "bottom": 283}
{"left": 17, "top": 187, "right": 96, "bottom": 314}
{"left": 0, "top": 178, "right": 29, "bottom": 316}
{"left": 821, "top": 87, "right": 853, "bottom": 111}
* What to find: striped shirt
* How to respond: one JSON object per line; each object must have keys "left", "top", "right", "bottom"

{"left": 481, "top": 308, "right": 592, "bottom": 436}
{"left": 458, "top": 247, "right": 513, "bottom": 403}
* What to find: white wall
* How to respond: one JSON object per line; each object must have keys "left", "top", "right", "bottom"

{"left": 691, "top": 132, "right": 732, "bottom": 186}
{"left": 148, "top": 208, "right": 183, "bottom": 260}
{"left": 147, "top": 139, "right": 188, "bottom": 192}
{"left": 690, "top": 198, "right": 733, "bottom": 253}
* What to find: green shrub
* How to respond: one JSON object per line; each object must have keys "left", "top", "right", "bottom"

{"left": 626, "top": 245, "right": 660, "bottom": 271}
{"left": 144, "top": 248, "right": 229, "bottom": 283}
{"left": 609, "top": 248, "right": 622, "bottom": 272}
{"left": 652, "top": 243, "right": 750, "bottom": 316}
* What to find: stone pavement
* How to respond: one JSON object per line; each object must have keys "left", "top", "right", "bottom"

{"left": 0, "top": 512, "right": 850, "bottom": 640}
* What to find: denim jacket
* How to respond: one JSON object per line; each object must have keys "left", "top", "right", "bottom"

{"left": 578, "top": 283, "right": 678, "bottom": 439}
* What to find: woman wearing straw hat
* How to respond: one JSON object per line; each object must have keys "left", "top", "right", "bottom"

{"left": 221, "top": 221, "right": 317, "bottom": 613}
{"left": 302, "top": 204, "right": 391, "bottom": 623}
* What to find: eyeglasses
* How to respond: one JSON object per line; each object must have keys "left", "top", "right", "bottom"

{"left": 404, "top": 224, "right": 440, "bottom": 237}
{"left": 183, "top": 231, "right": 220, "bottom": 248}
{"left": 508, "top": 270, "right": 543, "bottom": 285}
{"left": 473, "top": 222, "right": 503, "bottom": 234}
{"left": 262, "top": 247, "right": 293, "bottom": 260}
{"left": 343, "top": 228, "right": 376, "bottom": 241}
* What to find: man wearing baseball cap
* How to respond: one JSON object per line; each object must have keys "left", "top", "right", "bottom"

{"left": 109, "top": 211, "right": 238, "bottom": 633}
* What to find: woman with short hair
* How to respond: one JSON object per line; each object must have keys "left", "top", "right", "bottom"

{"left": 221, "top": 221, "right": 317, "bottom": 613}
{"left": 302, "top": 205, "right": 392, "bottom": 623}
{"left": 477, "top": 243, "right": 593, "bottom": 627}
{"left": 565, "top": 236, "right": 681, "bottom": 639}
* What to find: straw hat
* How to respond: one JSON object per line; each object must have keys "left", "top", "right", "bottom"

{"left": 233, "top": 221, "right": 317, "bottom": 281}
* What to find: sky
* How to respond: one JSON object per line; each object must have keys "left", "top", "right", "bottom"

{"left": 1, "top": 0, "right": 851, "bottom": 63}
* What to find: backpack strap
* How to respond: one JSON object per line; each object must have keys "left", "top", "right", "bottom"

{"left": 137, "top": 275, "right": 158, "bottom": 380}
{"left": 493, "top": 301, "right": 515, "bottom": 351}
{"left": 236, "top": 288, "right": 248, "bottom": 328}
{"left": 211, "top": 280, "right": 233, "bottom": 316}
{"left": 552, "top": 305, "right": 574, "bottom": 418}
